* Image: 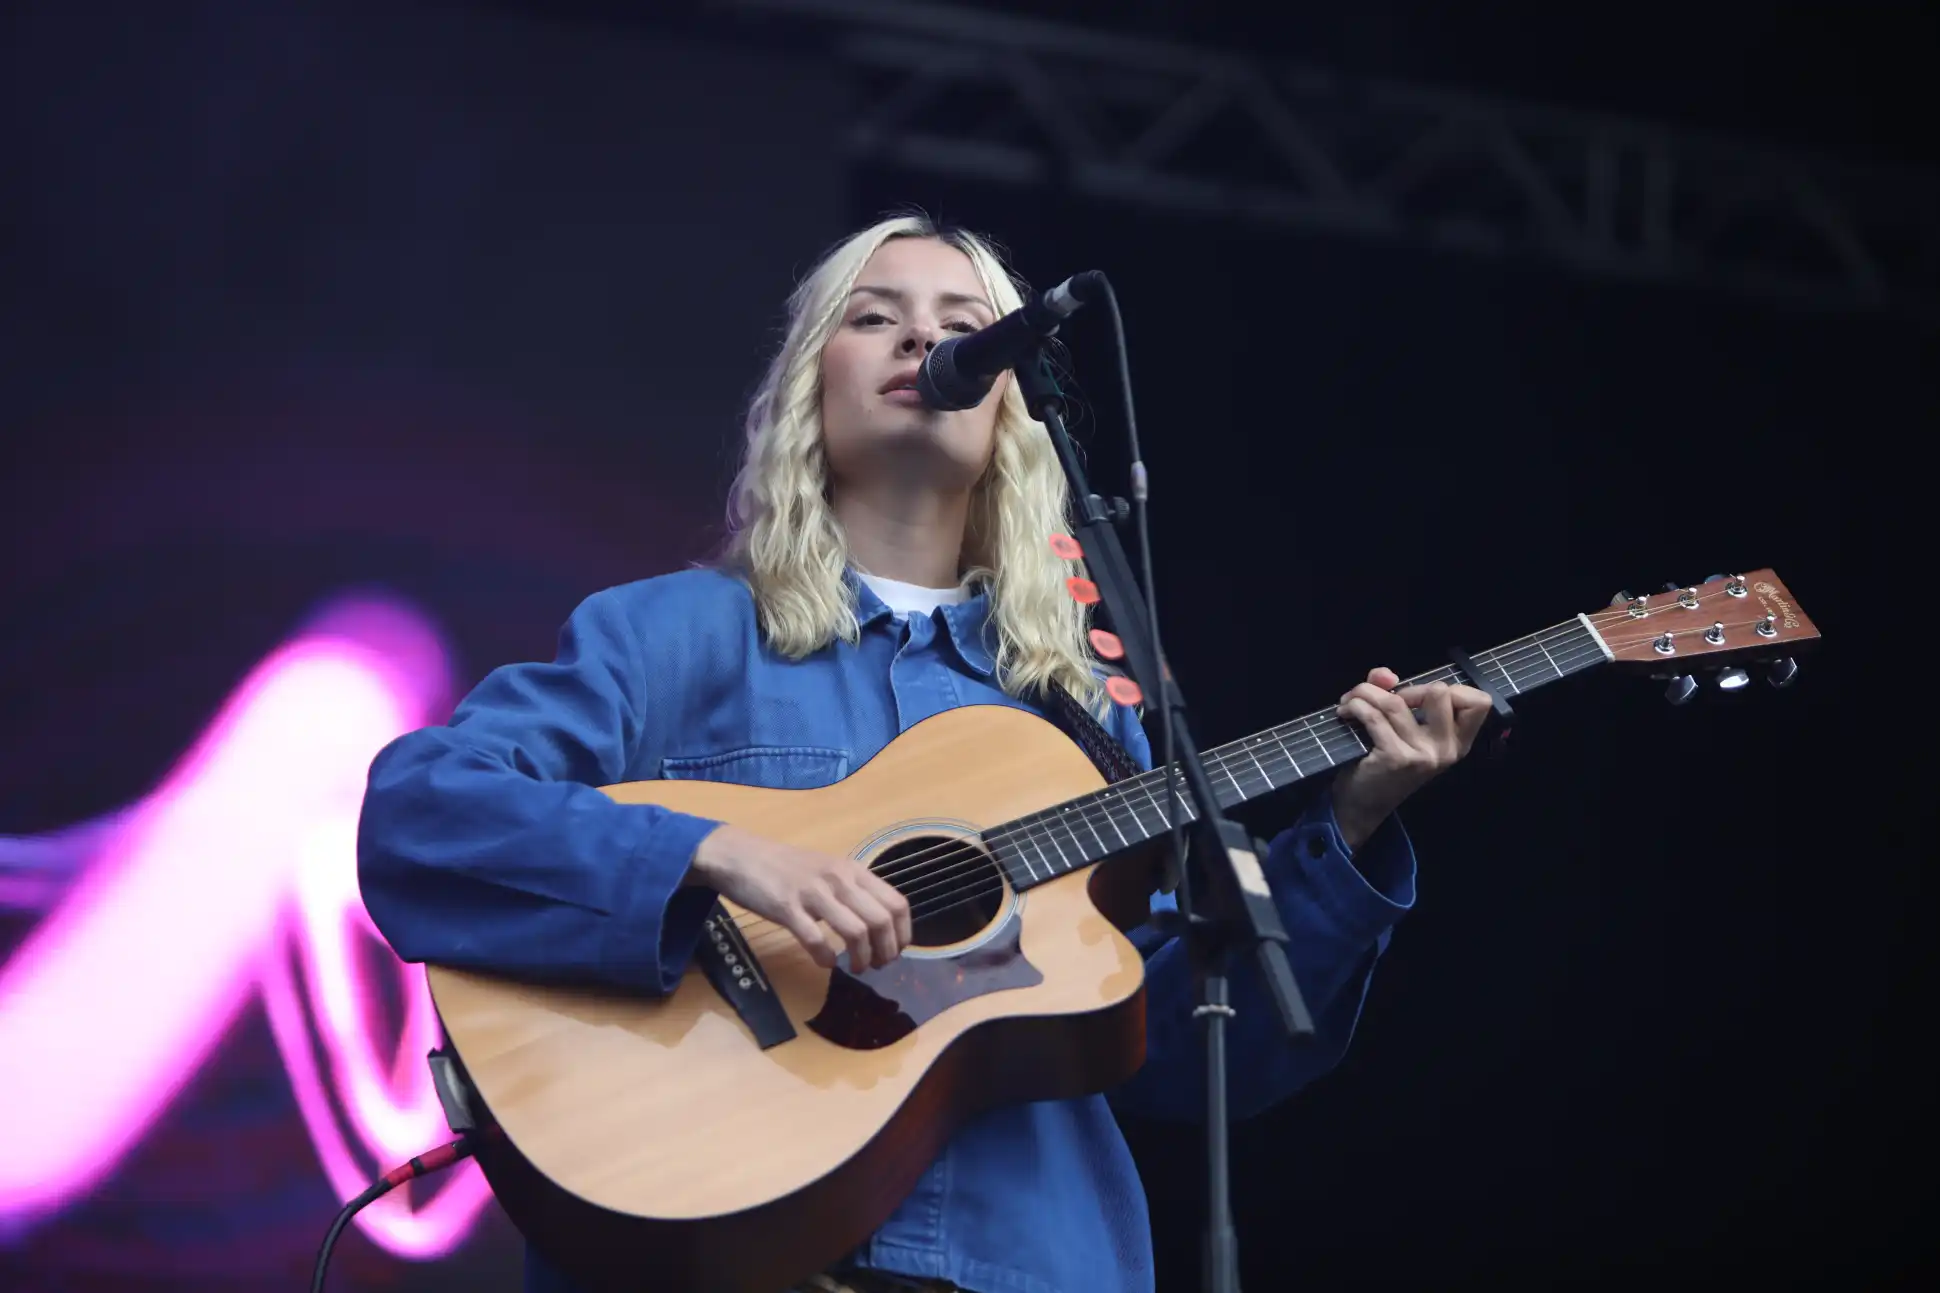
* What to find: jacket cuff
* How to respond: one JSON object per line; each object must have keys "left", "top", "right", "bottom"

{"left": 605, "top": 808, "right": 725, "bottom": 993}
{"left": 1278, "top": 791, "right": 1417, "bottom": 939}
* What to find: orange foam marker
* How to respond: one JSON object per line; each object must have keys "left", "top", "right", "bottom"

{"left": 1088, "top": 628, "right": 1124, "bottom": 659}
{"left": 1066, "top": 577, "right": 1100, "bottom": 605}
{"left": 1049, "top": 534, "right": 1084, "bottom": 560}
{"left": 1105, "top": 676, "right": 1143, "bottom": 706}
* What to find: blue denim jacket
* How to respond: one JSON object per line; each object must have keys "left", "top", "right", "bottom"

{"left": 356, "top": 567, "right": 1416, "bottom": 1293}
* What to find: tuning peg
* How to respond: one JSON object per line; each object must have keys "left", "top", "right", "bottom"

{"left": 1716, "top": 667, "right": 1751, "bottom": 691}
{"left": 1767, "top": 657, "right": 1799, "bottom": 689}
{"left": 1702, "top": 572, "right": 1752, "bottom": 598}
{"left": 1610, "top": 589, "right": 1633, "bottom": 606}
{"left": 1664, "top": 674, "right": 1699, "bottom": 705}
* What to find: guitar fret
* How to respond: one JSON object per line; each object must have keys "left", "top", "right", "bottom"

{"left": 1268, "top": 729, "right": 1301, "bottom": 779}
{"left": 1028, "top": 831, "right": 1053, "bottom": 884}
{"left": 1127, "top": 780, "right": 1165, "bottom": 836}
{"left": 1094, "top": 784, "right": 1132, "bottom": 846}
{"left": 1533, "top": 635, "right": 1562, "bottom": 678}
{"left": 1001, "top": 830, "right": 1047, "bottom": 881}
{"left": 1078, "top": 804, "right": 1109, "bottom": 856}
{"left": 1046, "top": 829, "right": 1075, "bottom": 872}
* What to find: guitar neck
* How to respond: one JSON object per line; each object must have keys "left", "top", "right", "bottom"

{"left": 990, "top": 613, "right": 1614, "bottom": 890}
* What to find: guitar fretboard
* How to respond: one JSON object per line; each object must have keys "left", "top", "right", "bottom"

{"left": 986, "top": 614, "right": 1612, "bottom": 890}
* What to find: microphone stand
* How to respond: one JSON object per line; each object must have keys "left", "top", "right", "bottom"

{"left": 1011, "top": 350, "right": 1316, "bottom": 1293}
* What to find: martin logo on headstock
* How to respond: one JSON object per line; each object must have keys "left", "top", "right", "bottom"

{"left": 1751, "top": 580, "right": 1803, "bottom": 631}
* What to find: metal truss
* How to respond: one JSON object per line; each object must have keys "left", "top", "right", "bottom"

{"left": 717, "top": 0, "right": 1940, "bottom": 323}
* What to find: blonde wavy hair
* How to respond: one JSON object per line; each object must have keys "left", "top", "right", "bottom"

{"left": 718, "top": 213, "right": 1107, "bottom": 715}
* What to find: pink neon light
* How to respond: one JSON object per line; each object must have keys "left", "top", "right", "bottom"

{"left": 0, "top": 597, "right": 492, "bottom": 1257}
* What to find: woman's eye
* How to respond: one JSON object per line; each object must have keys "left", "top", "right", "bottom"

{"left": 850, "top": 311, "right": 978, "bottom": 332}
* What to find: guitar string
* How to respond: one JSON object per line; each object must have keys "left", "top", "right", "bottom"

{"left": 727, "top": 629, "right": 1614, "bottom": 955}
{"left": 734, "top": 637, "right": 1614, "bottom": 954}
{"left": 802, "top": 615, "right": 1607, "bottom": 902}
{"left": 885, "top": 609, "right": 1779, "bottom": 928}
{"left": 957, "top": 590, "right": 1776, "bottom": 903}
{"left": 731, "top": 597, "right": 1763, "bottom": 955}
{"left": 729, "top": 631, "right": 1700, "bottom": 959}
{"left": 729, "top": 615, "right": 1683, "bottom": 954}
{"left": 728, "top": 588, "right": 1780, "bottom": 950}
{"left": 918, "top": 612, "right": 1604, "bottom": 881}
{"left": 740, "top": 596, "right": 1793, "bottom": 956}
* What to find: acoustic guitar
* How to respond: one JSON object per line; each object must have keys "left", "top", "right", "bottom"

{"left": 424, "top": 569, "right": 1819, "bottom": 1293}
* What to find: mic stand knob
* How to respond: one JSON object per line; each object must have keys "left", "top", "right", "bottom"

{"left": 1087, "top": 493, "right": 1131, "bottom": 525}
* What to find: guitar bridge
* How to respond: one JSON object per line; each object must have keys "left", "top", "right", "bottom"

{"left": 697, "top": 902, "right": 797, "bottom": 1049}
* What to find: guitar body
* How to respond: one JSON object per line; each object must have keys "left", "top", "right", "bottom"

{"left": 425, "top": 705, "right": 1162, "bottom": 1293}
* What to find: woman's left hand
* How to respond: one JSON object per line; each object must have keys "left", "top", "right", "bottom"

{"left": 1328, "top": 667, "right": 1494, "bottom": 851}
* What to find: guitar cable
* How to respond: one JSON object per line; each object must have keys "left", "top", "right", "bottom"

{"left": 311, "top": 1048, "right": 496, "bottom": 1292}
{"left": 308, "top": 1131, "right": 485, "bottom": 1293}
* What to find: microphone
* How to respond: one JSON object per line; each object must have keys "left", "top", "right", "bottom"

{"left": 916, "top": 270, "right": 1106, "bottom": 411}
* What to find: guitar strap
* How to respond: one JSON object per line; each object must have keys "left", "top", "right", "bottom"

{"left": 1044, "top": 681, "right": 1144, "bottom": 786}
{"left": 1045, "top": 680, "right": 1188, "bottom": 895}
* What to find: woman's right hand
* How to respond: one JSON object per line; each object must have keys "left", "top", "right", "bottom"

{"left": 685, "top": 823, "right": 914, "bottom": 971}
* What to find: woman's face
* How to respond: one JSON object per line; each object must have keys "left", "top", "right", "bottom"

{"left": 819, "top": 237, "right": 1006, "bottom": 496}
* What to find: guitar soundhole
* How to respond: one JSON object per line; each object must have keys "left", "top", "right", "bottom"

{"left": 873, "top": 835, "right": 1005, "bottom": 949}
{"left": 806, "top": 836, "right": 1040, "bottom": 1050}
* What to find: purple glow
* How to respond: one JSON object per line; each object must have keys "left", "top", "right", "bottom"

{"left": 0, "top": 597, "right": 491, "bottom": 1257}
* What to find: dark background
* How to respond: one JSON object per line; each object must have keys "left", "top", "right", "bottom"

{"left": 1, "top": 0, "right": 1927, "bottom": 1289}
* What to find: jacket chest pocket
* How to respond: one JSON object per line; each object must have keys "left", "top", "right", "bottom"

{"left": 658, "top": 744, "right": 850, "bottom": 790}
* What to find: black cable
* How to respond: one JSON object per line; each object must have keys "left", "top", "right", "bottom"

{"left": 1092, "top": 276, "right": 1190, "bottom": 918}
{"left": 311, "top": 1134, "right": 480, "bottom": 1293}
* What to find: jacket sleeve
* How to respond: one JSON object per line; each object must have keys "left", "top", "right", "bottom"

{"left": 1102, "top": 701, "right": 1416, "bottom": 1123}
{"left": 355, "top": 587, "right": 723, "bottom": 994}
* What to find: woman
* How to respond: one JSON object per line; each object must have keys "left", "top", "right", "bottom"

{"left": 356, "top": 213, "right": 1493, "bottom": 1293}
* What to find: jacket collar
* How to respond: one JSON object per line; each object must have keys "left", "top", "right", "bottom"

{"left": 847, "top": 568, "right": 996, "bottom": 678}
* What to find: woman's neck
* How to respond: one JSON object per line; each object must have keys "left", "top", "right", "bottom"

{"left": 832, "top": 480, "right": 971, "bottom": 589}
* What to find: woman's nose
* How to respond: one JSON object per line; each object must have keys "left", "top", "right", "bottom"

{"left": 899, "top": 327, "right": 938, "bottom": 354}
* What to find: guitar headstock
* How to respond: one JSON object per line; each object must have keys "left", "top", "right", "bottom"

{"left": 1587, "top": 569, "right": 1820, "bottom": 700}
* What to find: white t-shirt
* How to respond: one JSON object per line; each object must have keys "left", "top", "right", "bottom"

{"left": 857, "top": 570, "right": 973, "bottom": 623}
